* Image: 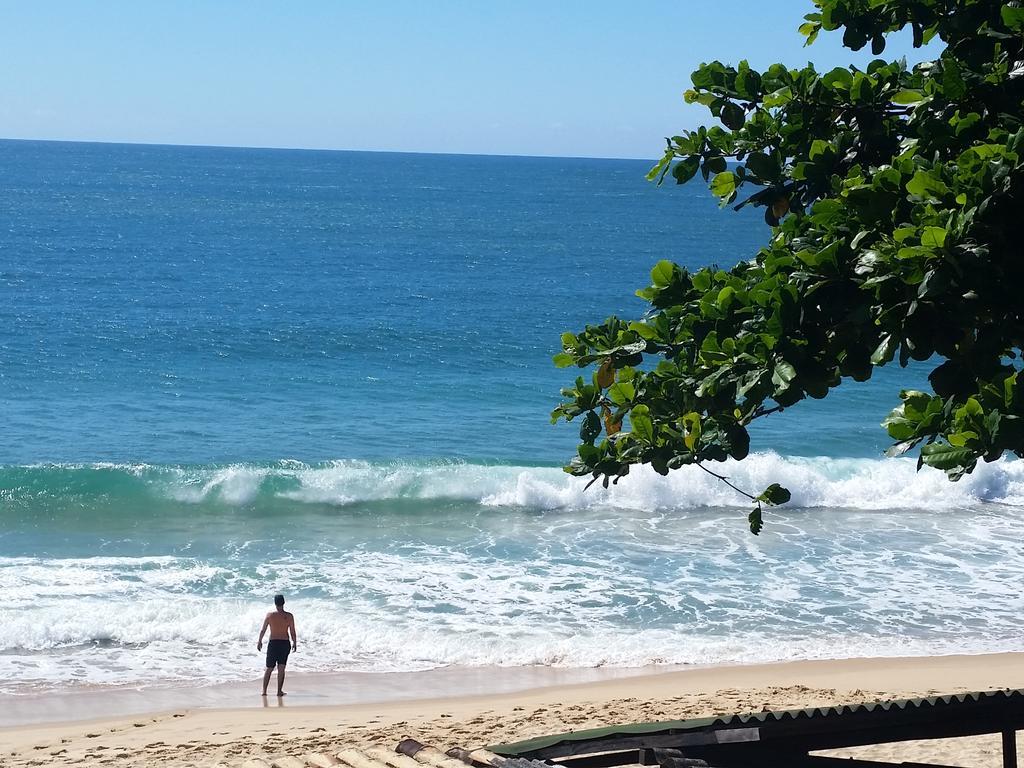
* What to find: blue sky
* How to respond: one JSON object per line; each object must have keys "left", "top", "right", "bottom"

{"left": 1, "top": 2, "right": 938, "bottom": 159}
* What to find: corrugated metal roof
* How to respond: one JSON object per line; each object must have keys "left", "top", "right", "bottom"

{"left": 488, "top": 688, "right": 1024, "bottom": 757}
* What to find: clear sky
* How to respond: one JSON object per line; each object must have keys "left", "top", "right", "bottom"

{"left": 1, "top": 1, "right": 939, "bottom": 159}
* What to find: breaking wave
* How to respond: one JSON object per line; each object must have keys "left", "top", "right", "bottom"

{"left": 2, "top": 453, "right": 1023, "bottom": 516}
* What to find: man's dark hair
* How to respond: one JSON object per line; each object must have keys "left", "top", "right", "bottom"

{"left": 274, "top": 594, "right": 285, "bottom": 607}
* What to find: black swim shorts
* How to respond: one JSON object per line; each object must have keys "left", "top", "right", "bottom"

{"left": 266, "top": 639, "right": 291, "bottom": 668}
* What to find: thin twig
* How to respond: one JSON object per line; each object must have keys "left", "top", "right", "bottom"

{"left": 740, "top": 404, "right": 784, "bottom": 426}
{"left": 695, "top": 462, "right": 758, "bottom": 501}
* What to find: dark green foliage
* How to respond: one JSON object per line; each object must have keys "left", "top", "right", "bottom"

{"left": 553, "top": 0, "right": 1024, "bottom": 532}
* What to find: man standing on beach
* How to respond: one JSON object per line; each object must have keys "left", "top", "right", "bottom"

{"left": 257, "top": 594, "right": 297, "bottom": 697}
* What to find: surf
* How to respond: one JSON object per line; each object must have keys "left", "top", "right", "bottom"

{"left": 2, "top": 454, "right": 1022, "bottom": 519}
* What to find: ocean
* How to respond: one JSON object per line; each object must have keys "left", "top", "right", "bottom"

{"left": 2, "top": 139, "right": 1023, "bottom": 696}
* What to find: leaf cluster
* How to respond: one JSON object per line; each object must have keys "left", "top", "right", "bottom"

{"left": 553, "top": 0, "right": 1024, "bottom": 531}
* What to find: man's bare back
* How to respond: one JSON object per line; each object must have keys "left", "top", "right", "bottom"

{"left": 264, "top": 610, "right": 294, "bottom": 640}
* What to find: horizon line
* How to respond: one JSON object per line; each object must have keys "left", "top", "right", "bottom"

{"left": 0, "top": 135, "right": 658, "bottom": 164}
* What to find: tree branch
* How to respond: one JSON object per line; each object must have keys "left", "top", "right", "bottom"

{"left": 695, "top": 462, "right": 758, "bottom": 501}
{"left": 740, "top": 404, "right": 784, "bottom": 426}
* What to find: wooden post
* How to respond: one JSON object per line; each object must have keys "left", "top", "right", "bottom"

{"left": 1004, "top": 729, "right": 1018, "bottom": 768}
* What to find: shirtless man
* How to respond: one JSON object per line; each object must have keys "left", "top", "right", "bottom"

{"left": 257, "top": 594, "right": 297, "bottom": 696}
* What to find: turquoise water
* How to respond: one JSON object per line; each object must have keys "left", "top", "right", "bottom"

{"left": 2, "top": 139, "right": 1022, "bottom": 694}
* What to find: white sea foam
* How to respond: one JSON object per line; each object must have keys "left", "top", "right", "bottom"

{"left": 142, "top": 453, "right": 1024, "bottom": 510}
{"left": 15, "top": 454, "right": 1024, "bottom": 511}
{"left": 164, "top": 464, "right": 270, "bottom": 505}
{"left": 483, "top": 454, "right": 1024, "bottom": 510}
{"left": 5, "top": 494, "right": 1024, "bottom": 692}
{"left": 3, "top": 592, "right": 1020, "bottom": 693}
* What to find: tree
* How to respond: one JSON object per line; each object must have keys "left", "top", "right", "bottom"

{"left": 552, "top": 0, "right": 1024, "bottom": 533}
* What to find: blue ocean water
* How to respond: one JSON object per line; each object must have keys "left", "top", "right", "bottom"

{"left": 2, "top": 140, "right": 1022, "bottom": 694}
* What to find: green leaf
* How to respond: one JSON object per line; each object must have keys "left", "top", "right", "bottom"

{"left": 941, "top": 60, "right": 966, "bottom": 100}
{"left": 772, "top": 360, "right": 797, "bottom": 388}
{"left": 735, "top": 62, "right": 761, "bottom": 99}
{"left": 720, "top": 101, "right": 745, "bottom": 130}
{"left": 1005, "top": 372, "right": 1019, "bottom": 409}
{"left": 809, "top": 139, "right": 831, "bottom": 160}
{"left": 704, "top": 155, "right": 727, "bottom": 175}
{"left": 577, "top": 442, "right": 600, "bottom": 465}
{"left": 748, "top": 506, "right": 763, "bottom": 535}
{"left": 882, "top": 411, "right": 917, "bottom": 440}
{"left": 553, "top": 353, "right": 575, "bottom": 368}
{"left": 629, "top": 321, "right": 659, "bottom": 341}
{"left": 885, "top": 439, "right": 919, "bottom": 457}
{"left": 796, "top": 241, "right": 839, "bottom": 268}
{"left": 681, "top": 412, "right": 701, "bottom": 451}
{"left": 650, "top": 260, "right": 676, "bottom": 287}
{"left": 947, "top": 431, "right": 978, "bottom": 447}
{"left": 630, "top": 405, "right": 655, "bottom": 443}
{"left": 672, "top": 157, "right": 700, "bottom": 184}
{"left": 580, "top": 411, "right": 602, "bottom": 444}
{"left": 1003, "top": 5, "right": 1024, "bottom": 30}
{"left": 870, "top": 334, "right": 897, "bottom": 365}
{"left": 821, "top": 67, "right": 853, "bottom": 91}
{"left": 692, "top": 270, "right": 711, "bottom": 291}
{"left": 710, "top": 171, "right": 737, "bottom": 199}
{"left": 919, "top": 442, "right": 976, "bottom": 471}
{"left": 608, "top": 382, "right": 636, "bottom": 406}
{"left": 763, "top": 86, "right": 793, "bottom": 108}
{"left": 953, "top": 112, "right": 980, "bottom": 136}
{"left": 757, "top": 483, "right": 792, "bottom": 505}
{"left": 892, "top": 89, "right": 924, "bottom": 105}
{"left": 646, "top": 152, "right": 672, "bottom": 183}
{"left": 921, "top": 227, "right": 947, "bottom": 248}
{"left": 959, "top": 397, "right": 983, "bottom": 418}
{"left": 906, "top": 170, "right": 950, "bottom": 199}
{"left": 851, "top": 72, "right": 873, "bottom": 102}
{"left": 745, "top": 152, "right": 780, "bottom": 180}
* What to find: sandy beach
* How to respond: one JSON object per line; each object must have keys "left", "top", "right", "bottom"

{"left": 5, "top": 653, "right": 1023, "bottom": 767}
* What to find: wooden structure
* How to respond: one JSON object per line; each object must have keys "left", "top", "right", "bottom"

{"left": 243, "top": 744, "right": 436, "bottom": 768}
{"left": 475, "top": 689, "right": 1024, "bottom": 768}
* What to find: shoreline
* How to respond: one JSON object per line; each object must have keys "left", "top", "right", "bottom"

{"left": 5, "top": 664, "right": 665, "bottom": 728}
{"left": 5, "top": 653, "right": 1024, "bottom": 767}
{"left": 9, "top": 649, "right": 1023, "bottom": 729}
